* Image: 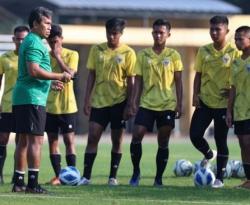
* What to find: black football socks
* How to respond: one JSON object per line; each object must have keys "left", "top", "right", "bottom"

{"left": 0, "top": 145, "right": 6, "bottom": 178}
{"left": 109, "top": 152, "right": 122, "bottom": 179}
{"left": 50, "top": 154, "right": 61, "bottom": 177}
{"left": 27, "top": 169, "right": 39, "bottom": 188}
{"left": 83, "top": 153, "right": 97, "bottom": 179}
{"left": 155, "top": 147, "right": 169, "bottom": 181}
{"left": 14, "top": 170, "right": 25, "bottom": 186}
{"left": 66, "top": 154, "right": 76, "bottom": 167}
{"left": 216, "top": 154, "right": 228, "bottom": 182}
{"left": 130, "top": 142, "right": 142, "bottom": 175}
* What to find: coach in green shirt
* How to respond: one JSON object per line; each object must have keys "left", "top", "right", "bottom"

{"left": 12, "top": 7, "right": 72, "bottom": 194}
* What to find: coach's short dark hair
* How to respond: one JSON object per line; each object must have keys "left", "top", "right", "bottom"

{"left": 48, "top": 24, "right": 62, "bottom": 39}
{"left": 153, "top": 19, "right": 171, "bottom": 31}
{"left": 14, "top": 26, "right": 30, "bottom": 34}
{"left": 235, "top": 26, "right": 250, "bottom": 35}
{"left": 210, "top": 15, "right": 228, "bottom": 25}
{"left": 28, "top": 7, "right": 52, "bottom": 29}
{"left": 105, "top": 18, "right": 126, "bottom": 33}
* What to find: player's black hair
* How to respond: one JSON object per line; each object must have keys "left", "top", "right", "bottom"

{"left": 28, "top": 6, "right": 52, "bottom": 29}
{"left": 13, "top": 26, "right": 30, "bottom": 34}
{"left": 210, "top": 15, "right": 228, "bottom": 25}
{"left": 48, "top": 24, "right": 62, "bottom": 39}
{"left": 235, "top": 26, "right": 250, "bottom": 34}
{"left": 105, "top": 18, "right": 126, "bottom": 33}
{"left": 152, "top": 19, "right": 171, "bottom": 31}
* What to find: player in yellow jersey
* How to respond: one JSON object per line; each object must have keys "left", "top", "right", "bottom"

{"left": 45, "top": 24, "right": 78, "bottom": 185}
{"left": 226, "top": 26, "right": 250, "bottom": 189}
{"left": 0, "top": 26, "right": 29, "bottom": 184}
{"left": 129, "top": 19, "right": 183, "bottom": 187}
{"left": 78, "top": 18, "right": 136, "bottom": 186}
{"left": 190, "top": 16, "right": 240, "bottom": 188}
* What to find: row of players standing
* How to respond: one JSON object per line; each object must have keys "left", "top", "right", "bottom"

{"left": 0, "top": 6, "right": 249, "bottom": 193}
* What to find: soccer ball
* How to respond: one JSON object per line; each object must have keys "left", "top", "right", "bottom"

{"left": 173, "top": 159, "right": 193, "bottom": 177}
{"left": 228, "top": 160, "right": 239, "bottom": 177}
{"left": 193, "top": 160, "right": 212, "bottom": 173}
{"left": 59, "top": 166, "right": 81, "bottom": 185}
{"left": 228, "top": 160, "right": 245, "bottom": 178}
{"left": 212, "top": 162, "right": 232, "bottom": 178}
{"left": 234, "top": 161, "right": 246, "bottom": 178}
{"left": 194, "top": 168, "right": 215, "bottom": 187}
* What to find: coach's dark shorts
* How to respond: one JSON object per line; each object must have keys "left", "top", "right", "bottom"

{"left": 134, "top": 107, "right": 175, "bottom": 132}
{"left": 0, "top": 112, "right": 15, "bottom": 133}
{"left": 13, "top": 105, "right": 46, "bottom": 136}
{"left": 45, "top": 113, "right": 76, "bottom": 134}
{"left": 234, "top": 119, "right": 250, "bottom": 135}
{"left": 89, "top": 101, "right": 126, "bottom": 130}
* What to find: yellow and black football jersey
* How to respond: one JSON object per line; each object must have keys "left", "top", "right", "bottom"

{"left": 135, "top": 47, "right": 183, "bottom": 111}
{"left": 87, "top": 43, "right": 136, "bottom": 108}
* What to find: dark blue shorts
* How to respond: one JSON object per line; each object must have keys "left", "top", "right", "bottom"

{"left": 13, "top": 104, "right": 46, "bottom": 136}
{"left": 0, "top": 112, "right": 15, "bottom": 133}
{"left": 134, "top": 107, "right": 175, "bottom": 132}
{"left": 45, "top": 113, "right": 76, "bottom": 134}
{"left": 234, "top": 119, "right": 250, "bottom": 135}
{"left": 89, "top": 101, "right": 126, "bottom": 130}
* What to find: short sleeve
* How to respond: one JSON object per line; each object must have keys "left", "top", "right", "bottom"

{"left": 134, "top": 52, "right": 143, "bottom": 76}
{"left": 86, "top": 45, "right": 96, "bottom": 70}
{"left": 68, "top": 51, "right": 79, "bottom": 72}
{"left": 125, "top": 49, "right": 136, "bottom": 76}
{"left": 0, "top": 56, "right": 4, "bottom": 74}
{"left": 26, "top": 44, "right": 43, "bottom": 64}
{"left": 173, "top": 51, "right": 183, "bottom": 72}
{"left": 194, "top": 48, "right": 203, "bottom": 72}
{"left": 229, "top": 60, "right": 237, "bottom": 87}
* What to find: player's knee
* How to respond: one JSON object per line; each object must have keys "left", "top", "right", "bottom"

{"left": 158, "top": 138, "right": 169, "bottom": 148}
{"left": 132, "top": 131, "right": 144, "bottom": 143}
{"left": 87, "top": 136, "right": 99, "bottom": 148}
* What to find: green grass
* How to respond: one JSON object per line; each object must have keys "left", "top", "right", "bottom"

{"left": 0, "top": 137, "right": 249, "bottom": 205}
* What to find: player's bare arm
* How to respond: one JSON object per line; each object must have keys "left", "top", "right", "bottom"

{"left": 83, "top": 70, "right": 96, "bottom": 116}
{"left": 192, "top": 72, "right": 201, "bottom": 107}
{"left": 123, "top": 76, "right": 135, "bottom": 120}
{"left": 48, "top": 34, "right": 76, "bottom": 77}
{"left": 174, "top": 71, "right": 183, "bottom": 118}
{"left": 128, "top": 75, "right": 142, "bottom": 116}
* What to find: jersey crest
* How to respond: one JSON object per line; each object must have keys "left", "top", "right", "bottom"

{"left": 162, "top": 58, "right": 170, "bottom": 67}
{"left": 114, "top": 55, "right": 123, "bottom": 64}
{"left": 222, "top": 53, "right": 231, "bottom": 65}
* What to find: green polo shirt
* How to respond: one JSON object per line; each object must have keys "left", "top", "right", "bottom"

{"left": 12, "top": 32, "right": 51, "bottom": 106}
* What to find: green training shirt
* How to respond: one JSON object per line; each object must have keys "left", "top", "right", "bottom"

{"left": 12, "top": 32, "right": 51, "bottom": 106}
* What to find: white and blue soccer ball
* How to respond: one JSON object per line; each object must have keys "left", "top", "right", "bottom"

{"left": 212, "top": 162, "right": 232, "bottom": 178}
{"left": 59, "top": 166, "right": 81, "bottom": 185}
{"left": 193, "top": 160, "right": 212, "bottom": 173}
{"left": 229, "top": 160, "right": 245, "bottom": 178}
{"left": 173, "top": 159, "right": 193, "bottom": 177}
{"left": 234, "top": 161, "right": 246, "bottom": 178}
{"left": 194, "top": 168, "right": 215, "bottom": 187}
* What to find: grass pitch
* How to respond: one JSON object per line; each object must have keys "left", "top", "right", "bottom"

{"left": 0, "top": 136, "right": 249, "bottom": 205}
